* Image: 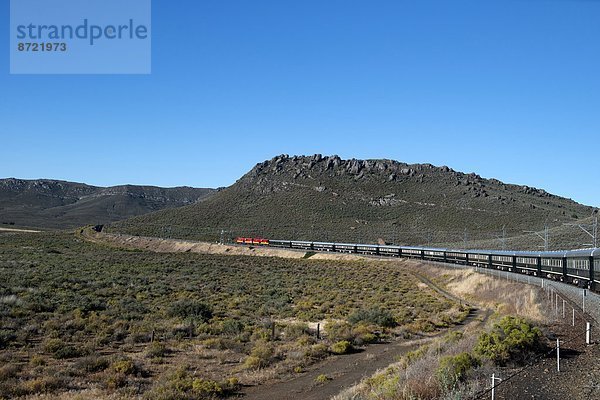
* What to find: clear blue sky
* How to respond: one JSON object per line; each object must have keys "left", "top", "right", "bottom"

{"left": 1, "top": 0, "right": 599, "bottom": 207}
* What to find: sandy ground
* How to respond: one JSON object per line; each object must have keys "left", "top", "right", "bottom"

{"left": 0, "top": 227, "right": 41, "bottom": 233}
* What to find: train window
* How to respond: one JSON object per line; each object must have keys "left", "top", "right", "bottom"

{"left": 567, "top": 259, "right": 589, "bottom": 270}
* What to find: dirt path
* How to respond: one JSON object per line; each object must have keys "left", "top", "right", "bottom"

{"left": 241, "top": 338, "right": 426, "bottom": 400}
{"left": 241, "top": 310, "right": 489, "bottom": 400}
{"left": 240, "top": 269, "right": 491, "bottom": 400}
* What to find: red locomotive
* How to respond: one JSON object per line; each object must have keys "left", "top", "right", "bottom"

{"left": 235, "top": 237, "right": 269, "bottom": 246}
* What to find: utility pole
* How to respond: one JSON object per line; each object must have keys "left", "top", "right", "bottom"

{"left": 524, "top": 223, "right": 549, "bottom": 251}
{"left": 463, "top": 228, "right": 468, "bottom": 249}
{"left": 219, "top": 229, "right": 228, "bottom": 245}
{"left": 566, "top": 216, "right": 598, "bottom": 248}
{"left": 495, "top": 225, "right": 507, "bottom": 250}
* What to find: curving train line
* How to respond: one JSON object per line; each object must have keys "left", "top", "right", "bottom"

{"left": 235, "top": 237, "right": 600, "bottom": 291}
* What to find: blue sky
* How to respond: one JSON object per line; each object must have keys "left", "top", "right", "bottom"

{"left": 1, "top": 0, "right": 599, "bottom": 207}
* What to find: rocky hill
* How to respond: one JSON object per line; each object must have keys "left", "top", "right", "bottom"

{"left": 0, "top": 178, "right": 216, "bottom": 229}
{"left": 110, "top": 155, "right": 596, "bottom": 249}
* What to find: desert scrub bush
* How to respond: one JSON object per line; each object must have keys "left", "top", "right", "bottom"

{"left": 0, "top": 329, "right": 16, "bottom": 349}
{"left": 145, "top": 367, "right": 238, "bottom": 399}
{"left": 19, "top": 375, "right": 65, "bottom": 396}
{"left": 29, "top": 355, "right": 46, "bottom": 367}
{"left": 243, "top": 341, "right": 275, "bottom": 370}
{"left": 43, "top": 338, "right": 82, "bottom": 359}
{"left": 401, "top": 345, "right": 429, "bottom": 367}
{"left": 103, "top": 370, "right": 128, "bottom": 390}
{"left": 200, "top": 337, "right": 245, "bottom": 353}
{"left": 363, "top": 368, "right": 401, "bottom": 398}
{"left": 474, "top": 315, "right": 545, "bottom": 365}
{"left": 74, "top": 355, "right": 110, "bottom": 373}
{"left": 111, "top": 358, "right": 138, "bottom": 375}
{"left": 0, "top": 363, "right": 21, "bottom": 381}
{"left": 436, "top": 352, "right": 480, "bottom": 389}
{"left": 304, "top": 343, "right": 329, "bottom": 361}
{"left": 407, "top": 318, "right": 436, "bottom": 334}
{"left": 348, "top": 307, "right": 396, "bottom": 327}
{"left": 219, "top": 318, "right": 245, "bottom": 336}
{"left": 325, "top": 320, "right": 353, "bottom": 342}
{"left": 168, "top": 300, "right": 212, "bottom": 323}
{"left": 251, "top": 326, "right": 273, "bottom": 342}
{"left": 351, "top": 324, "right": 379, "bottom": 345}
{"left": 315, "top": 374, "right": 331, "bottom": 383}
{"left": 330, "top": 340, "right": 353, "bottom": 355}
{"left": 295, "top": 334, "right": 316, "bottom": 347}
{"left": 283, "top": 322, "right": 310, "bottom": 340}
{"left": 444, "top": 331, "right": 464, "bottom": 344}
{"left": 146, "top": 342, "right": 169, "bottom": 358}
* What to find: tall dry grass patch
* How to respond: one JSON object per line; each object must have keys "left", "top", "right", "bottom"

{"left": 416, "top": 264, "right": 550, "bottom": 323}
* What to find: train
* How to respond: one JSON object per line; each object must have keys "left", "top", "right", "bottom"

{"left": 235, "top": 237, "right": 600, "bottom": 290}
{"left": 235, "top": 237, "right": 270, "bottom": 246}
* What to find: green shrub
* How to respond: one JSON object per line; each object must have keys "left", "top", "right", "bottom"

{"left": 0, "top": 364, "right": 20, "bottom": 381}
{"left": 325, "top": 321, "right": 353, "bottom": 342}
{"left": 283, "top": 323, "right": 309, "bottom": 340}
{"left": 145, "top": 367, "right": 239, "bottom": 400}
{"left": 146, "top": 342, "right": 169, "bottom": 358}
{"left": 403, "top": 345, "right": 429, "bottom": 367}
{"left": 304, "top": 343, "right": 329, "bottom": 361}
{"left": 220, "top": 319, "right": 245, "bottom": 336}
{"left": 168, "top": 300, "right": 212, "bottom": 322}
{"left": 352, "top": 324, "right": 379, "bottom": 345}
{"left": 191, "top": 378, "right": 223, "bottom": 395}
{"left": 330, "top": 340, "right": 353, "bottom": 355}
{"left": 20, "top": 376, "right": 64, "bottom": 395}
{"left": 244, "top": 342, "right": 275, "bottom": 370}
{"left": 437, "top": 352, "right": 480, "bottom": 388}
{"left": 0, "top": 330, "right": 16, "bottom": 349}
{"left": 348, "top": 307, "right": 396, "bottom": 327}
{"left": 474, "top": 316, "right": 545, "bottom": 365}
{"left": 44, "top": 338, "right": 81, "bottom": 359}
{"left": 315, "top": 374, "right": 331, "bottom": 383}
{"left": 250, "top": 327, "right": 272, "bottom": 342}
{"left": 444, "top": 331, "right": 463, "bottom": 344}
{"left": 112, "top": 359, "right": 136, "bottom": 375}
{"left": 54, "top": 345, "right": 82, "bottom": 359}
{"left": 74, "top": 355, "right": 110, "bottom": 373}
{"left": 104, "top": 371, "right": 128, "bottom": 390}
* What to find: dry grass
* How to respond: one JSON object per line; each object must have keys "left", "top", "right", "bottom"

{"left": 417, "top": 264, "right": 550, "bottom": 323}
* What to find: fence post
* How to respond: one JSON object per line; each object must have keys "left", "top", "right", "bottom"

{"left": 557, "top": 338, "right": 560, "bottom": 372}
{"left": 572, "top": 308, "right": 575, "bottom": 327}
{"left": 583, "top": 289, "right": 586, "bottom": 313}
{"left": 562, "top": 300, "right": 565, "bottom": 319}
{"left": 586, "top": 322, "right": 591, "bottom": 345}
{"left": 491, "top": 373, "right": 501, "bottom": 400}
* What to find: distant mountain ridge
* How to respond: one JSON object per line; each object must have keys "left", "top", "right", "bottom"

{"left": 0, "top": 178, "right": 216, "bottom": 229}
{"left": 111, "top": 154, "right": 596, "bottom": 249}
